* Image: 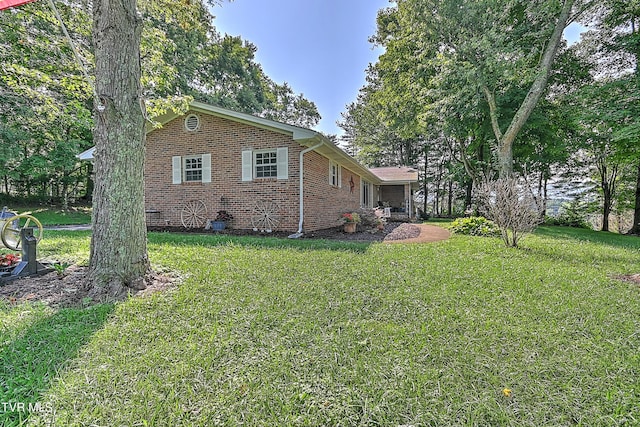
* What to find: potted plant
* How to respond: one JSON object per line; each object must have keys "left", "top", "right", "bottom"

{"left": 211, "top": 210, "right": 233, "bottom": 231}
{"left": 341, "top": 212, "right": 361, "bottom": 233}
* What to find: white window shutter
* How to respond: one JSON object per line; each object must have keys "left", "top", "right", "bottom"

{"left": 241, "top": 150, "right": 253, "bottom": 181}
{"left": 337, "top": 165, "right": 342, "bottom": 188}
{"left": 172, "top": 156, "right": 182, "bottom": 184}
{"left": 202, "top": 153, "right": 211, "bottom": 183}
{"left": 276, "top": 147, "right": 288, "bottom": 179}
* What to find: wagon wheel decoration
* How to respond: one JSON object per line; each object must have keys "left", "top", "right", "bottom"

{"left": 180, "top": 200, "right": 207, "bottom": 228}
{"left": 251, "top": 200, "right": 281, "bottom": 233}
{"left": 1, "top": 214, "right": 44, "bottom": 251}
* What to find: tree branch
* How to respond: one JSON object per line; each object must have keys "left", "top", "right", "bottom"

{"left": 482, "top": 84, "right": 503, "bottom": 143}
{"left": 500, "top": 0, "right": 576, "bottom": 151}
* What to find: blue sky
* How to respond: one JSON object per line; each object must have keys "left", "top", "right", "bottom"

{"left": 212, "top": 0, "right": 390, "bottom": 136}
{"left": 212, "top": 1, "right": 585, "bottom": 136}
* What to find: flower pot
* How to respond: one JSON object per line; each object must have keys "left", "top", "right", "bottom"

{"left": 212, "top": 220, "right": 226, "bottom": 231}
{"left": 344, "top": 222, "right": 357, "bottom": 233}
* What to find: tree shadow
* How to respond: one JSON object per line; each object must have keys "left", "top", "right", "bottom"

{"left": 0, "top": 303, "right": 114, "bottom": 426}
{"left": 44, "top": 230, "right": 376, "bottom": 254}
{"left": 534, "top": 226, "right": 640, "bottom": 251}
{"left": 147, "top": 231, "right": 374, "bottom": 253}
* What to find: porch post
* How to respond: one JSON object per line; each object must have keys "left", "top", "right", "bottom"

{"left": 405, "top": 184, "right": 412, "bottom": 218}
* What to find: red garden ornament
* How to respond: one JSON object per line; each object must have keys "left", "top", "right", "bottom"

{"left": 0, "top": 0, "right": 38, "bottom": 11}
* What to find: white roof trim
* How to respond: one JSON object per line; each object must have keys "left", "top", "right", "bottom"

{"left": 78, "top": 102, "right": 389, "bottom": 184}
{"left": 189, "top": 101, "right": 318, "bottom": 141}
{"left": 77, "top": 147, "right": 95, "bottom": 161}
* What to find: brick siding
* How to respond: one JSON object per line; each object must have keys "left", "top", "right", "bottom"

{"left": 302, "top": 151, "right": 362, "bottom": 230}
{"left": 144, "top": 112, "right": 363, "bottom": 232}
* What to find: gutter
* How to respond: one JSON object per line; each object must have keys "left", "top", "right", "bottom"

{"left": 288, "top": 140, "right": 324, "bottom": 239}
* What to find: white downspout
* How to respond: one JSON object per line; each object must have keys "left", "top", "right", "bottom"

{"left": 288, "top": 141, "right": 324, "bottom": 238}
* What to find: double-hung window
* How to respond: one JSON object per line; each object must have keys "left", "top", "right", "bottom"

{"left": 254, "top": 150, "right": 278, "bottom": 178}
{"left": 361, "top": 180, "right": 372, "bottom": 207}
{"left": 183, "top": 155, "right": 203, "bottom": 182}
{"left": 329, "top": 161, "right": 341, "bottom": 187}
{"left": 172, "top": 154, "right": 211, "bottom": 184}
{"left": 241, "top": 147, "right": 288, "bottom": 181}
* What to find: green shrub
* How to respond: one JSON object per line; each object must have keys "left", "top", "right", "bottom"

{"left": 355, "top": 208, "right": 380, "bottom": 227}
{"left": 545, "top": 199, "right": 592, "bottom": 229}
{"left": 449, "top": 216, "right": 500, "bottom": 237}
{"left": 544, "top": 215, "right": 591, "bottom": 229}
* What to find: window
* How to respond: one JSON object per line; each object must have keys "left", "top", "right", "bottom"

{"left": 362, "top": 180, "right": 372, "bottom": 207}
{"left": 255, "top": 150, "right": 278, "bottom": 178}
{"left": 329, "top": 161, "right": 341, "bottom": 187}
{"left": 172, "top": 154, "right": 211, "bottom": 184}
{"left": 242, "top": 148, "right": 288, "bottom": 181}
{"left": 183, "top": 155, "right": 203, "bottom": 182}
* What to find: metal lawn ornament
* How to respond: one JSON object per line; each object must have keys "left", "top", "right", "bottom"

{"left": 0, "top": 207, "right": 52, "bottom": 283}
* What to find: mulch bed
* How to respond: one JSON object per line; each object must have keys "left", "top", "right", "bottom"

{"left": 616, "top": 273, "right": 640, "bottom": 286}
{"left": 148, "top": 222, "right": 422, "bottom": 243}
{"left": 302, "top": 222, "right": 421, "bottom": 242}
{"left": 0, "top": 265, "right": 177, "bottom": 309}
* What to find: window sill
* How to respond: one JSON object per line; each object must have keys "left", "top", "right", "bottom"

{"left": 253, "top": 177, "right": 282, "bottom": 182}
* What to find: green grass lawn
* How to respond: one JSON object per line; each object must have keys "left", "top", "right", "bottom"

{"left": 1, "top": 226, "right": 639, "bottom": 426}
{"left": 4, "top": 206, "right": 92, "bottom": 226}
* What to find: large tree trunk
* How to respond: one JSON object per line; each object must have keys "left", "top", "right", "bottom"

{"left": 464, "top": 179, "right": 473, "bottom": 211}
{"left": 447, "top": 179, "right": 453, "bottom": 217}
{"left": 89, "top": 0, "right": 149, "bottom": 298}
{"left": 484, "top": 0, "right": 575, "bottom": 177}
{"left": 629, "top": 160, "right": 640, "bottom": 235}
{"left": 602, "top": 191, "right": 611, "bottom": 232}
{"left": 422, "top": 147, "right": 428, "bottom": 215}
{"left": 598, "top": 160, "right": 617, "bottom": 233}
{"left": 628, "top": 18, "right": 640, "bottom": 235}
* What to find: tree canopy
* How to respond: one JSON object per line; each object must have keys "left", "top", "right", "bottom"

{"left": 340, "top": 0, "right": 639, "bottom": 233}
{"left": 0, "top": 0, "right": 320, "bottom": 200}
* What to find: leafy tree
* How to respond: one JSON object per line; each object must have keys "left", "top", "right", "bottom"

{"left": 0, "top": 0, "right": 94, "bottom": 198}
{"left": 341, "top": 0, "right": 592, "bottom": 218}
{"left": 573, "top": 80, "right": 637, "bottom": 231}
{"left": 576, "top": 0, "right": 640, "bottom": 233}
{"left": 0, "top": 0, "right": 320, "bottom": 202}
{"left": 602, "top": 1, "right": 640, "bottom": 234}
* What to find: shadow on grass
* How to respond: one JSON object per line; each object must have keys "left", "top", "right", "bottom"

{"left": 534, "top": 226, "right": 640, "bottom": 251}
{"left": 425, "top": 218, "right": 454, "bottom": 224}
{"left": 42, "top": 230, "right": 374, "bottom": 254}
{"left": 0, "top": 303, "right": 114, "bottom": 426}
{"left": 148, "top": 231, "right": 374, "bottom": 253}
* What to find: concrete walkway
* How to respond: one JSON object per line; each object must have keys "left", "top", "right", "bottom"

{"left": 384, "top": 224, "right": 451, "bottom": 244}
{"left": 45, "top": 224, "right": 92, "bottom": 231}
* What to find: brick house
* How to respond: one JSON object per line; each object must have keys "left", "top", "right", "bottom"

{"left": 79, "top": 102, "right": 419, "bottom": 234}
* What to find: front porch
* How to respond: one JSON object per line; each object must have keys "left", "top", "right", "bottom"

{"left": 376, "top": 184, "right": 415, "bottom": 220}
{"left": 368, "top": 166, "right": 420, "bottom": 220}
